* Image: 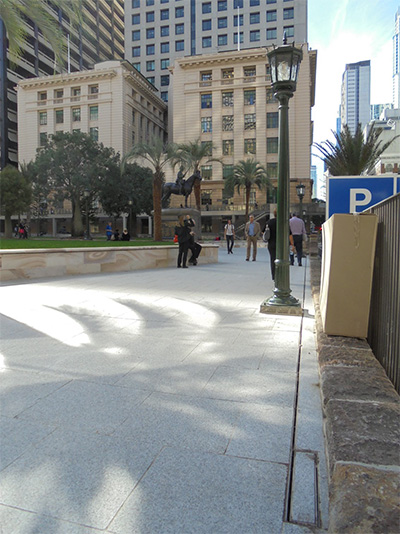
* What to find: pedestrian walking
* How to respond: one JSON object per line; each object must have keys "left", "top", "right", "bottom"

{"left": 245, "top": 215, "right": 261, "bottom": 261}
{"left": 265, "top": 210, "right": 277, "bottom": 280}
{"left": 289, "top": 213, "right": 306, "bottom": 266}
{"left": 224, "top": 219, "right": 235, "bottom": 254}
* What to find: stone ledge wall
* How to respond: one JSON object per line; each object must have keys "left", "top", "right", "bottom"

{"left": 310, "top": 253, "right": 400, "bottom": 534}
{"left": 0, "top": 245, "right": 219, "bottom": 282}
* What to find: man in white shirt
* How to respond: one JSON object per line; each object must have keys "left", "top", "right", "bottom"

{"left": 289, "top": 213, "right": 306, "bottom": 266}
{"left": 224, "top": 219, "right": 235, "bottom": 254}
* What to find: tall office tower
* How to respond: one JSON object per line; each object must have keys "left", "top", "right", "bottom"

{"left": 393, "top": 7, "right": 400, "bottom": 108}
{"left": 340, "top": 60, "right": 371, "bottom": 135}
{"left": 125, "top": 0, "right": 308, "bottom": 104}
{"left": 0, "top": 0, "right": 124, "bottom": 169}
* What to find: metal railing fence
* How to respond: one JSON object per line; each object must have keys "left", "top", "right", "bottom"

{"left": 365, "top": 193, "right": 400, "bottom": 393}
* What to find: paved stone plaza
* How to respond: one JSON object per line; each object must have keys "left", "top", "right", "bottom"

{"left": 0, "top": 245, "right": 329, "bottom": 533}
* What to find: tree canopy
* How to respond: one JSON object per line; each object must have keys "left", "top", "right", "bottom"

{"left": 224, "top": 159, "right": 269, "bottom": 217}
{"left": 314, "top": 123, "right": 399, "bottom": 176}
{"left": 0, "top": 165, "right": 32, "bottom": 237}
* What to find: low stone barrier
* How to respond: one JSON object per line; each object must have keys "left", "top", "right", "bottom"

{"left": 309, "top": 249, "right": 400, "bottom": 534}
{"left": 0, "top": 244, "right": 219, "bottom": 281}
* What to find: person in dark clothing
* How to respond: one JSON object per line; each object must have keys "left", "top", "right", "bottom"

{"left": 266, "top": 209, "right": 277, "bottom": 280}
{"left": 175, "top": 215, "right": 192, "bottom": 268}
{"left": 113, "top": 229, "right": 120, "bottom": 241}
{"left": 121, "top": 229, "right": 130, "bottom": 241}
{"left": 185, "top": 214, "right": 200, "bottom": 265}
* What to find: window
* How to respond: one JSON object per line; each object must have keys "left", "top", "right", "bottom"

{"left": 244, "top": 139, "right": 256, "bottom": 154}
{"left": 267, "top": 0, "right": 276, "bottom": 3}
{"left": 267, "top": 162, "right": 278, "bottom": 178}
{"left": 132, "top": 14, "right": 140, "bottom": 24}
{"left": 72, "top": 128, "right": 81, "bottom": 134}
{"left": 38, "top": 111, "right": 47, "bottom": 126}
{"left": 89, "top": 85, "right": 98, "bottom": 99}
{"left": 71, "top": 87, "right": 80, "bottom": 101}
{"left": 244, "top": 113, "right": 256, "bottom": 130}
{"left": 147, "top": 28, "right": 155, "bottom": 39}
{"left": 218, "top": 17, "right": 227, "bottom": 28}
{"left": 234, "top": 32, "right": 243, "bottom": 44}
{"left": 146, "top": 11, "right": 154, "bottom": 22}
{"left": 250, "top": 0, "right": 260, "bottom": 5}
{"left": 202, "top": 19, "right": 211, "bottom": 31}
{"left": 72, "top": 108, "right": 81, "bottom": 122}
{"left": 160, "top": 26, "right": 169, "bottom": 37}
{"left": 267, "top": 10, "right": 277, "bottom": 22}
{"left": 146, "top": 44, "right": 155, "bottom": 54}
{"left": 90, "top": 106, "right": 98, "bottom": 121}
{"left": 161, "top": 91, "right": 168, "bottom": 102}
{"left": 175, "top": 6, "right": 184, "bottom": 17}
{"left": 200, "top": 71, "right": 212, "bottom": 85}
{"left": 244, "top": 66, "right": 256, "bottom": 78}
{"left": 201, "top": 117, "right": 212, "bottom": 133}
{"left": 218, "top": 34, "right": 227, "bottom": 46}
{"left": 160, "top": 75, "right": 170, "bottom": 86}
{"left": 39, "top": 132, "right": 47, "bottom": 146}
{"left": 250, "top": 12, "right": 260, "bottom": 24}
{"left": 250, "top": 30, "right": 260, "bottom": 42}
{"left": 201, "top": 141, "right": 212, "bottom": 156}
{"left": 234, "top": 0, "right": 243, "bottom": 7}
{"left": 202, "top": 3, "right": 211, "bottom": 14}
{"left": 223, "top": 164, "right": 234, "bottom": 179}
{"left": 222, "top": 91, "right": 233, "bottom": 106}
{"left": 160, "top": 9, "right": 169, "bottom": 20}
{"left": 146, "top": 0, "right": 154, "bottom": 4}
{"left": 175, "top": 40, "right": 184, "bottom": 51}
{"left": 284, "top": 7, "right": 294, "bottom": 19}
{"left": 284, "top": 25, "right": 294, "bottom": 38}
{"left": 147, "top": 76, "right": 155, "bottom": 84}
{"left": 266, "top": 88, "right": 277, "bottom": 103}
{"left": 218, "top": 0, "right": 227, "bottom": 10}
{"left": 132, "top": 46, "right": 140, "bottom": 57}
{"left": 223, "top": 140, "right": 234, "bottom": 155}
{"left": 132, "top": 0, "right": 140, "bottom": 7}
{"left": 175, "top": 23, "right": 184, "bottom": 35}
{"left": 234, "top": 14, "right": 243, "bottom": 26}
{"left": 222, "top": 68, "right": 234, "bottom": 81}
{"left": 55, "top": 109, "right": 64, "bottom": 124}
{"left": 222, "top": 115, "right": 234, "bottom": 131}
{"left": 267, "top": 112, "right": 278, "bottom": 128}
{"left": 54, "top": 89, "right": 63, "bottom": 102}
{"left": 90, "top": 127, "right": 99, "bottom": 141}
{"left": 38, "top": 91, "right": 47, "bottom": 104}
{"left": 160, "top": 0, "right": 168, "bottom": 3}
{"left": 160, "top": 58, "right": 170, "bottom": 69}
{"left": 267, "top": 28, "right": 277, "bottom": 40}
{"left": 161, "top": 42, "right": 169, "bottom": 53}
{"left": 267, "top": 137, "right": 278, "bottom": 153}
{"left": 132, "top": 30, "right": 140, "bottom": 40}
{"left": 202, "top": 36, "right": 212, "bottom": 48}
{"left": 244, "top": 89, "right": 256, "bottom": 105}
{"left": 132, "top": 62, "right": 141, "bottom": 71}
{"left": 146, "top": 60, "right": 155, "bottom": 71}
{"left": 201, "top": 165, "right": 212, "bottom": 180}
{"left": 201, "top": 93, "right": 212, "bottom": 108}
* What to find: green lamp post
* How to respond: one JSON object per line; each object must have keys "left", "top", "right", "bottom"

{"left": 262, "top": 36, "right": 303, "bottom": 311}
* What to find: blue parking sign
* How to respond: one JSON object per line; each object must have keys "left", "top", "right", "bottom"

{"left": 327, "top": 175, "right": 398, "bottom": 218}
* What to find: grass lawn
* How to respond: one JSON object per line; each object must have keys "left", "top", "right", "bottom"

{"left": 0, "top": 237, "right": 171, "bottom": 250}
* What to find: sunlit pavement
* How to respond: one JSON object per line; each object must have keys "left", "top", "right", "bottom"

{"left": 0, "top": 245, "right": 328, "bottom": 533}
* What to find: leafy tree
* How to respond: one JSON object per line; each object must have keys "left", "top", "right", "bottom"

{"left": 224, "top": 159, "right": 270, "bottom": 218}
{"left": 314, "top": 123, "right": 399, "bottom": 176}
{"left": 34, "top": 131, "right": 120, "bottom": 236}
{"left": 173, "top": 139, "right": 221, "bottom": 211}
{"left": 0, "top": 165, "right": 31, "bottom": 237}
{"left": 20, "top": 161, "right": 51, "bottom": 235}
{"left": 98, "top": 163, "right": 153, "bottom": 237}
{"left": 0, "top": 0, "right": 82, "bottom": 65}
{"left": 123, "top": 137, "right": 176, "bottom": 242}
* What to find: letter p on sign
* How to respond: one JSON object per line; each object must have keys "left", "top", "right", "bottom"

{"left": 349, "top": 188, "right": 372, "bottom": 212}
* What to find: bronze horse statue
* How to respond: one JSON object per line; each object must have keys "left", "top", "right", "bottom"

{"left": 162, "top": 171, "right": 202, "bottom": 208}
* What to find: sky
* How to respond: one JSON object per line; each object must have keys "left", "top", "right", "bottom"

{"left": 308, "top": 0, "right": 397, "bottom": 196}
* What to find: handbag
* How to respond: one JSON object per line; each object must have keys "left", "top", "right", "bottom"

{"left": 262, "top": 227, "right": 270, "bottom": 243}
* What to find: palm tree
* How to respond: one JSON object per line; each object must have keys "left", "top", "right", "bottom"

{"left": 225, "top": 159, "right": 270, "bottom": 218}
{"left": 314, "top": 123, "right": 399, "bottom": 176}
{"left": 0, "top": 0, "right": 82, "bottom": 66}
{"left": 173, "top": 139, "right": 221, "bottom": 211}
{"left": 123, "top": 136, "right": 176, "bottom": 242}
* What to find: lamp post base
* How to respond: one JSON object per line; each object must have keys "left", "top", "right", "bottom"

{"left": 260, "top": 296, "right": 302, "bottom": 316}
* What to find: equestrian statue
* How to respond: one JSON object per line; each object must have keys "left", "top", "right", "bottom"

{"left": 162, "top": 168, "right": 202, "bottom": 208}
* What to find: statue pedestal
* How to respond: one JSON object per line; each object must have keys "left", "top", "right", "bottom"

{"left": 162, "top": 208, "right": 202, "bottom": 241}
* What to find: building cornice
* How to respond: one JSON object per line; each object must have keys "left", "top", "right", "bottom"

{"left": 17, "top": 70, "right": 117, "bottom": 90}
{"left": 174, "top": 48, "right": 270, "bottom": 70}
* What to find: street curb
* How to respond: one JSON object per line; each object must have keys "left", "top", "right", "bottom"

{"left": 309, "top": 251, "right": 400, "bottom": 534}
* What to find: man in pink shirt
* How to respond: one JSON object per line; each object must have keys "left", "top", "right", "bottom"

{"left": 289, "top": 213, "right": 306, "bottom": 266}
